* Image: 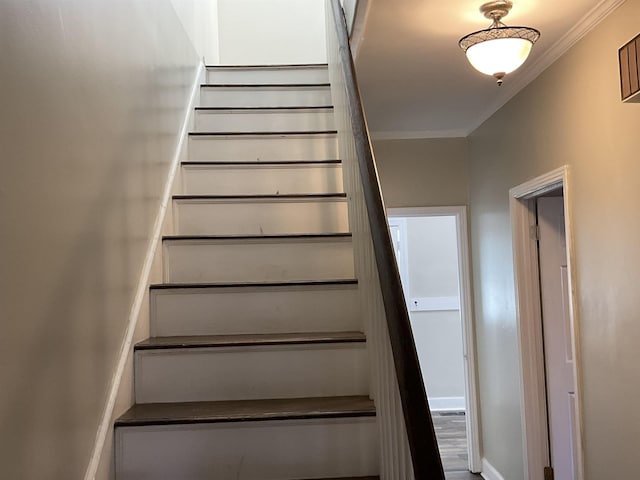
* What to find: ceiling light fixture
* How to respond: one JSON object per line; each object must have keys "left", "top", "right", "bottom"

{"left": 459, "top": 1, "right": 540, "bottom": 85}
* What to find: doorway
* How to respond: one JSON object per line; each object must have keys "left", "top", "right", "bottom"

{"left": 388, "top": 206, "right": 481, "bottom": 474}
{"left": 510, "top": 166, "right": 584, "bottom": 480}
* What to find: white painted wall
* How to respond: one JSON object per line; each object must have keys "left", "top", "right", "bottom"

{"left": 0, "top": 1, "right": 200, "bottom": 478}
{"left": 217, "top": 0, "right": 327, "bottom": 65}
{"left": 404, "top": 216, "right": 465, "bottom": 405}
{"left": 170, "top": 0, "right": 220, "bottom": 63}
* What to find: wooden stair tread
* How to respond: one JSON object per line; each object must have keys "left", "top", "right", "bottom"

{"left": 298, "top": 478, "right": 379, "bottom": 480}
{"left": 299, "top": 478, "right": 379, "bottom": 480}
{"left": 150, "top": 278, "right": 358, "bottom": 290}
{"left": 135, "top": 331, "right": 366, "bottom": 350}
{"left": 195, "top": 105, "right": 334, "bottom": 111}
{"left": 181, "top": 159, "right": 342, "bottom": 166}
{"left": 115, "top": 395, "right": 374, "bottom": 427}
{"left": 173, "top": 193, "right": 347, "bottom": 200}
{"left": 189, "top": 130, "right": 337, "bottom": 136}
{"left": 205, "top": 63, "right": 328, "bottom": 69}
{"left": 200, "top": 83, "right": 330, "bottom": 88}
{"left": 162, "top": 232, "right": 352, "bottom": 242}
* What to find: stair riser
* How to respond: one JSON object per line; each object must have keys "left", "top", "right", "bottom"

{"left": 200, "top": 86, "right": 331, "bottom": 108}
{"left": 174, "top": 199, "right": 349, "bottom": 236}
{"left": 194, "top": 109, "right": 334, "bottom": 132}
{"left": 206, "top": 67, "right": 329, "bottom": 84}
{"left": 135, "top": 344, "right": 369, "bottom": 403}
{"left": 150, "top": 283, "right": 361, "bottom": 337}
{"left": 181, "top": 164, "right": 344, "bottom": 195}
{"left": 116, "top": 417, "right": 378, "bottom": 480}
{"left": 188, "top": 135, "right": 337, "bottom": 161}
{"left": 163, "top": 238, "right": 354, "bottom": 283}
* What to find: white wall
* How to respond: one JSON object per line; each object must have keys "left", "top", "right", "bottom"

{"left": 0, "top": 1, "right": 199, "bottom": 478}
{"left": 404, "top": 217, "right": 465, "bottom": 406}
{"left": 217, "top": 0, "right": 327, "bottom": 65}
{"left": 468, "top": 1, "right": 640, "bottom": 478}
{"left": 411, "top": 310, "right": 465, "bottom": 404}
{"left": 170, "top": 0, "right": 220, "bottom": 63}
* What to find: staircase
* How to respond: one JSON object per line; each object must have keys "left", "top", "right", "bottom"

{"left": 114, "top": 64, "right": 381, "bottom": 479}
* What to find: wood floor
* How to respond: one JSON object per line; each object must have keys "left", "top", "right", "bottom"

{"left": 433, "top": 411, "right": 482, "bottom": 480}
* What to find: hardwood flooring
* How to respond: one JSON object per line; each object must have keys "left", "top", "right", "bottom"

{"left": 433, "top": 411, "right": 482, "bottom": 480}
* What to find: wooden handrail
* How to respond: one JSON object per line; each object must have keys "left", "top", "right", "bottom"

{"left": 328, "top": 1, "right": 445, "bottom": 478}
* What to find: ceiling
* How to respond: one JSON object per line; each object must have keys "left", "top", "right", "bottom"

{"left": 354, "top": 0, "right": 624, "bottom": 138}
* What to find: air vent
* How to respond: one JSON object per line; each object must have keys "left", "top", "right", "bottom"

{"left": 619, "top": 33, "right": 640, "bottom": 102}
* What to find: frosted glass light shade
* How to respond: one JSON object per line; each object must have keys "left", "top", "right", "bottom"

{"left": 465, "top": 37, "right": 533, "bottom": 76}
{"left": 459, "top": 24, "right": 540, "bottom": 83}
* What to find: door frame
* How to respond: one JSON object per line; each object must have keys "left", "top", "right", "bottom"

{"left": 387, "top": 205, "right": 481, "bottom": 473}
{"left": 387, "top": 216, "right": 411, "bottom": 306}
{"left": 509, "top": 166, "right": 584, "bottom": 480}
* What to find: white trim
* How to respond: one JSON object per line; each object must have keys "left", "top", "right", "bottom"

{"left": 387, "top": 216, "right": 410, "bottom": 305}
{"left": 371, "top": 129, "right": 468, "bottom": 140}
{"left": 467, "top": 0, "right": 626, "bottom": 135}
{"left": 409, "top": 296, "right": 459, "bottom": 312}
{"left": 511, "top": 183, "right": 549, "bottom": 480}
{"left": 388, "top": 205, "right": 482, "bottom": 473}
{"left": 455, "top": 207, "right": 483, "bottom": 473}
{"left": 510, "top": 167, "right": 565, "bottom": 199}
{"left": 510, "top": 166, "right": 585, "bottom": 480}
{"left": 82, "top": 61, "right": 204, "bottom": 480}
{"left": 481, "top": 458, "right": 506, "bottom": 480}
{"left": 428, "top": 396, "right": 466, "bottom": 412}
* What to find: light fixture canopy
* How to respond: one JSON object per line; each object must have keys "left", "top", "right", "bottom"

{"left": 459, "top": 1, "right": 540, "bottom": 85}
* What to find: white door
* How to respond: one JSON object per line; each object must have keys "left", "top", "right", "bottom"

{"left": 537, "top": 196, "right": 578, "bottom": 480}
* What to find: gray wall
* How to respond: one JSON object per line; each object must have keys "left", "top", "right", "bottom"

{"left": 468, "top": 0, "right": 640, "bottom": 478}
{"left": 0, "top": 1, "right": 199, "bottom": 477}
{"left": 373, "top": 137, "right": 469, "bottom": 207}
{"left": 405, "top": 217, "right": 465, "bottom": 401}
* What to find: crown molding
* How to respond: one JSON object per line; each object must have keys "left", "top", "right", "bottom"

{"left": 370, "top": 129, "right": 468, "bottom": 140}
{"left": 467, "top": 0, "right": 627, "bottom": 136}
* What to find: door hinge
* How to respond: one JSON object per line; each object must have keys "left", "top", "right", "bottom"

{"left": 530, "top": 225, "right": 540, "bottom": 241}
{"left": 544, "top": 466, "right": 554, "bottom": 480}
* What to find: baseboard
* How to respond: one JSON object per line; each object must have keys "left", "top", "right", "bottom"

{"left": 429, "top": 396, "right": 466, "bottom": 412}
{"left": 481, "top": 458, "right": 506, "bottom": 480}
{"left": 83, "top": 60, "right": 204, "bottom": 480}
